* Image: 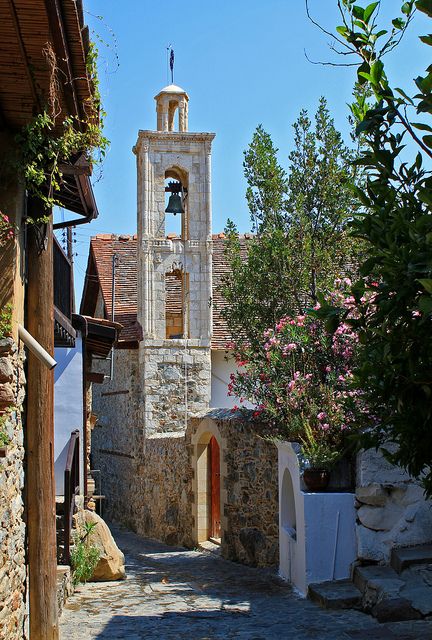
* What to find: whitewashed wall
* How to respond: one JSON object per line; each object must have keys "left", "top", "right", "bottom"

{"left": 54, "top": 335, "right": 83, "bottom": 495}
{"left": 210, "top": 350, "right": 254, "bottom": 409}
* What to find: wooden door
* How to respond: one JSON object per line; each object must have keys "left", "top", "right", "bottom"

{"left": 209, "top": 436, "right": 221, "bottom": 539}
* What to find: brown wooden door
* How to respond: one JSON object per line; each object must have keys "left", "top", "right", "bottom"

{"left": 209, "top": 436, "right": 221, "bottom": 539}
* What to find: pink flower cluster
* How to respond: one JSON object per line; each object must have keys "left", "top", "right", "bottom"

{"left": 0, "top": 213, "right": 15, "bottom": 244}
{"left": 228, "top": 281, "right": 367, "bottom": 451}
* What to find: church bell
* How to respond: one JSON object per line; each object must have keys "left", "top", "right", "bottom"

{"left": 165, "top": 192, "right": 185, "bottom": 215}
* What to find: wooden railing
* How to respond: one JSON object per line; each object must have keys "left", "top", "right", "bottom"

{"left": 64, "top": 429, "right": 80, "bottom": 565}
{"left": 53, "top": 236, "right": 73, "bottom": 320}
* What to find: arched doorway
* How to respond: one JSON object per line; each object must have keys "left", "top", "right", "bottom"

{"left": 191, "top": 419, "right": 227, "bottom": 545}
{"left": 209, "top": 436, "right": 221, "bottom": 541}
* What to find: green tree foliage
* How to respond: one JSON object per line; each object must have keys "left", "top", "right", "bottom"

{"left": 319, "top": 0, "right": 432, "bottom": 492}
{"left": 221, "top": 99, "right": 358, "bottom": 354}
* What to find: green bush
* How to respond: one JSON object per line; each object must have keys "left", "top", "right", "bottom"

{"left": 70, "top": 521, "right": 100, "bottom": 586}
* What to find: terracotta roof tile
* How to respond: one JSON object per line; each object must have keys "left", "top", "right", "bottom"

{"left": 87, "top": 235, "right": 139, "bottom": 343}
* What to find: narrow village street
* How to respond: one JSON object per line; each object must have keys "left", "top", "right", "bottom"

{"left": 59, "top": 526, "right": 432, "bottom": 640}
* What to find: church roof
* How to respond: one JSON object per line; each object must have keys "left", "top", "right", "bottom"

{"left": 80, "top": 233, "right": 252, "bottom": 349}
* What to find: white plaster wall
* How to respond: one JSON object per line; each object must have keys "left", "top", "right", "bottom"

{"left": 210, "top": 350, "right": 253, "bottom": 409}
{"left": 54, "top": 335, "right": 83, "bottom": 495}
{"left": 278, "top": 441, "right": 356, "bottom": 596}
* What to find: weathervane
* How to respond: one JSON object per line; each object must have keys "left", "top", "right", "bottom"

{"left": 167, "top": 45, "right": 174, "bottom": 84}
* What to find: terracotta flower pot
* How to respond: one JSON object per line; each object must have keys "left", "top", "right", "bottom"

{"left": 303, "top": 468, "right": 330, "bottom": 492}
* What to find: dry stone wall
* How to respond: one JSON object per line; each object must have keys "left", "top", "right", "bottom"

{"left": 356, "top": 447, "right": 432, "bottom": 564}
{"left": 0, "top": 338, "right": 27, "bottom": 640}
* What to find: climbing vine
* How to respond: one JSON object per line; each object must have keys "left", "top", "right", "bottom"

{"left": 15, "top": 41, "right": 109, "bottom": 224}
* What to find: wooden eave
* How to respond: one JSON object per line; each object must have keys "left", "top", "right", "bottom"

{"left": 72, "top": 314, "right": 122, "bottom": 359}
{"left": 0, "top": 0, "right": 98, "bottom": 220}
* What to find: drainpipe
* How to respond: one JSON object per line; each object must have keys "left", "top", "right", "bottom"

{"left": 109, "top": 254, "right": 118, "bottom": 380}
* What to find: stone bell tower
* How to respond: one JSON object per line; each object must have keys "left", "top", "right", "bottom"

{"left": 133, "top": 84, "right": 215, "bottom": 437}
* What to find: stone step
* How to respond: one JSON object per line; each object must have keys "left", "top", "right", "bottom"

{"left": 308, "top": 579, "right": 362, "bottom": 610}
{"left": 371, "top": 597, "right": 423, "bottom": 624}
{"left": 353, "top": 564, "right": 400, "bottom": 594}
{"left": 391, "top": 545, "right": 432, "bottom": 574}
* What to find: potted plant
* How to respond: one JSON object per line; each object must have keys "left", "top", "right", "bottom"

{"left": 300, "top": 423, "right": 340, "bottom": 491}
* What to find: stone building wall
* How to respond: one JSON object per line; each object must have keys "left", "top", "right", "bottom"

{"left": 91, "top": 347, "right": 140, "bottom": 520}
{"left": 92, "top": 429, "right": 194, "bottom": 547}
{"left": 92, "top": 378, "right": 278, "bottom": 567}
{"left": 133, "top": 433, "right": 194, "bottom": 547}
{"left": 0, "top": 337, "right": 27, "bottom": 640}
{"left": 356, "top": 447, "right": 432, "bottom": 564}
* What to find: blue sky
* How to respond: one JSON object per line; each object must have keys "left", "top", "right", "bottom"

{"left": 61, "top": 1, "right": 430, "bottom": 301}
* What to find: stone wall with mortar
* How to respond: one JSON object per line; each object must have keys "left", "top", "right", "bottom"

{"left": 190, "top": 411, "right": 279, "bottom": 568}
{"left": 0, "top": 337, "right": 27, "bottom": 640}
{"left": 356, "top": 447, "right": 432, "bottom": 564}
{"left": 91, "top": 347, "right": 140, "bottom": 519}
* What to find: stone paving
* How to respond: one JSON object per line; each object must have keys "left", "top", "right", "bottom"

{"left": 60, "top": 525, "right": 432, "bottom": 640}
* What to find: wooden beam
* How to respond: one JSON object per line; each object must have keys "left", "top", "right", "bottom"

{"left": 26, "top": 210, "right": 59, "bottom": 640}
{"left": 6, "top": 0, "right": 42, "bottom": 112}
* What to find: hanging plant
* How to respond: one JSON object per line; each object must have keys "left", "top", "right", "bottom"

{"left": 15, "top": 41, "right": 109, "bottom": 225}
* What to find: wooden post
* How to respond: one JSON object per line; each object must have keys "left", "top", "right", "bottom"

{"left": 26, "top": 212, "right": 59, "bottom": 640}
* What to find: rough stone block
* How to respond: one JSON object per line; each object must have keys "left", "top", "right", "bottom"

{"left": 356, "top": 484, "right": 388, "bottom": 506}
{"left": 357, "top": 448, "right": 410, "bottom": 487}
{"left": 0, "top": 357, "right": 14, "bottom": 383}
{"left": 0, "top": 338, "right": 14, "bottom": 355}
{"left": 400, "top": 585, "right": 432, "bottom": 616}
{"left": 357, "top": 503, "right": 405, "bottom": 532}
{"left": 0, "top": 383, "right": 14, "bottom": 407}
{"left": 353, "top": 564, "right": 400, "bottom": 594}
{"left": 75, "top": 510, "right": 126, "bottom": 581}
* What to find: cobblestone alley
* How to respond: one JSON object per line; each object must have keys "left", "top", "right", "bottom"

{"left": 59, "top": 526, "right": 432, "bottom": 640}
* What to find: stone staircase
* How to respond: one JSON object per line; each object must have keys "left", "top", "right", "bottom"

{"left": 309, "top": 544, "right": 432, "bottom": 623}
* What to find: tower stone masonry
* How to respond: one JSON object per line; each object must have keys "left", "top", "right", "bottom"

{"left": 133, "top": 84, "right": 215, "bottom": 437}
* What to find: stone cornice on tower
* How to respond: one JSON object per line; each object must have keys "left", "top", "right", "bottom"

{"left": 133, "top": 131, "right": 215, "bottom": 155}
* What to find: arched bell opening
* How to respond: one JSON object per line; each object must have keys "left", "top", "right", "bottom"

{"left": 164, "top": 166, "right": 188, "bottom": 239}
